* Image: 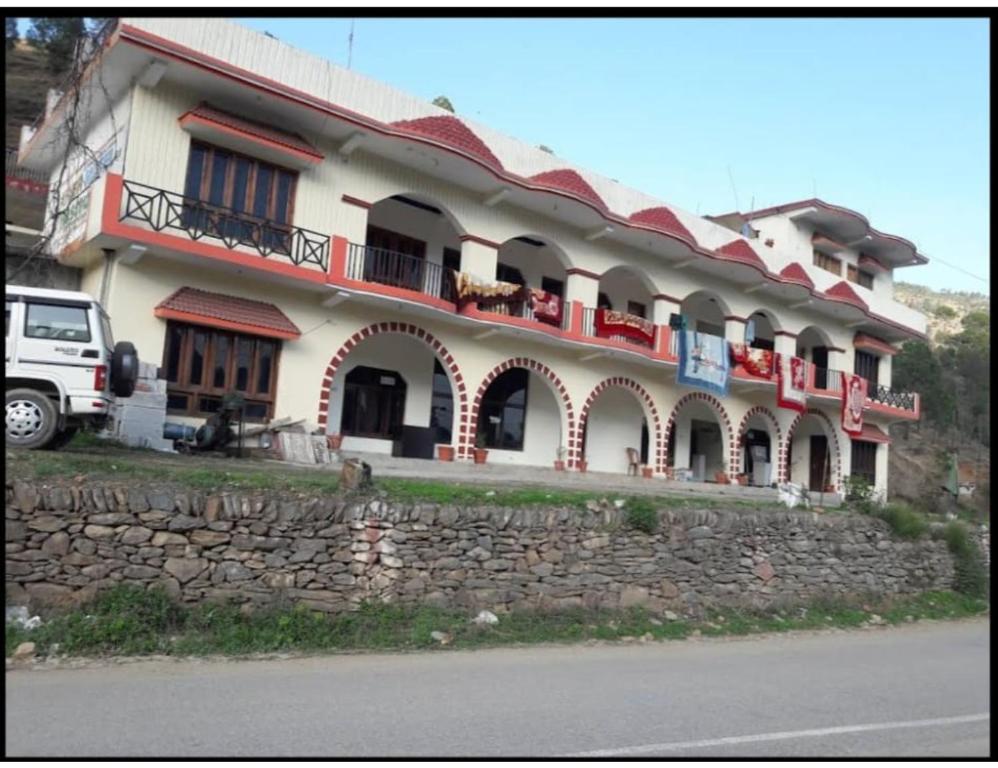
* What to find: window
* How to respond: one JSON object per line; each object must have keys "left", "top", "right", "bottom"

{"left": 496, "top": 262, "right": 524, "bottom": 285}
{"left": 597, "top": 292, "right": 612, "bottom": 310}
{"left": 442, "top": 247, "right": 461, "bottom": 272}
{"left": 850, "top": 440, "right": 878, "bottom": 486}
{"left": 341, "top": 365, "right": 406, "bottom": 439}
{"left": 162, "top": 321, "right": 280, "bottom": 421}
{"left": 813, "top": 250, "right": 842, "bottom": 276}
{"left": 5, "top": 301, "right": 11, "bottom": 337}
{"left": 184, "top": 142, "right": 298, "bottom": 250}
{"left": 854, "top": 350, "right": 880, "bottom": 388}
{"left": 541, "top": 276, "right": 564, "bottom": 299}
{"left": 429, "top": 359, "right": 454, "bottom": 443}
{"left": 847, "top": 264, "right": 874, "bottom": 289}
{"left": 627, "top": 301, "right": 646, "bottom": 319}
{"left": 477, "top": 368, "right": 529, "bottom": 451}
{"left": 24, "top": 302, "right": 91, "bottom": 342}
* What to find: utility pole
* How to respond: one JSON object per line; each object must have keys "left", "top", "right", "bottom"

{"left": 347, "top": 20, "right": 355, "bottom": 69}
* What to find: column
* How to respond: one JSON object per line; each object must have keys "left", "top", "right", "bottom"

{"left": 458, "top": 235, "right": 499, "bottom": 281}
{"left": 565, "top": 268, "right": 600, "bottom": 335}
{"left": 653, "top": 293, "right": 681, "bottom": 357}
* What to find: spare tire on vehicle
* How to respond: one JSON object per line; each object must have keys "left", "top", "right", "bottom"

{"left": 110, "top": 341, "right": 139, "bottom": 398}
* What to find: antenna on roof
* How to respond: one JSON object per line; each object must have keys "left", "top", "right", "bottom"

{"left": 347, "top": 19, "right": 355, "bottom": 69}
{"left": 726, "top": 165, "right": 740, "bottom": 211}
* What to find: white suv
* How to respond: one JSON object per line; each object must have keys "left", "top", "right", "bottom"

{"left": 5, "top": 285, "right": 138, "bottom": 449}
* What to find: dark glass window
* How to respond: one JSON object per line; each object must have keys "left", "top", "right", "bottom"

{"left": 496, "top": 262, "right": 524, "bottom": 285}
{"left": 162, "top": 321, "right": 280, "bottom": 422}
{"left": 477, "top": 368, "right": 529, "bottom": 451}
{"left": 850, "top": 440, "right": 878, "bottom": 486}
{"left": 24, "top": 303, "right": 91, "bottom": 342}
{"left": 443, "top": 247, "right": 461, "bottom": 272}
{"left": 597, "top": 292, "right": 612, "bottom": 310}
{"left": 627, "top": 301, "right": 646, "bottom": 319}
{"left": 341, "top": 366, "right": 407, "bottom": 439}
{"left": 541, "top": 276, "right": 564, "bottom": 298}
{"left": 430, "top": 358, "right": 454, "bottom": 443}
{"left": 854, "top": 350, "right": 880, "bottom": 387}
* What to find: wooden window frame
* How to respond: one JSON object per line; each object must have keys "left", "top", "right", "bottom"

{"left": 846, "top": 263, "right": 874, "bottom": 289}
{"left": 162, "top": 321, "right": 281, "bottom": 422}
{"left": 850, "top": 440, "right": 878, "bottom": 486}
{"left": 185, "top": 141, "right": 298, "bottom": 227}
{"left": 812, "top": 250, "right": 842, "bottom": 276}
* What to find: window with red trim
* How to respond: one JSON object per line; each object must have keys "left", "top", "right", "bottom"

{"left": 163, "top": 321, "right": 280, "bottom": 422}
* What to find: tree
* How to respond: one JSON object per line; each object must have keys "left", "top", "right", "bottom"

{"left": 892, "top": 340, "right": 954, "bottom": 429}
{"left": 432, "top": 95, "right": 454, "bottom": 113}
{"left": 6, "top": 17, "right": 18, "bottom": 50}
{"left": 27, "top": 17, "right": 86, "bottom": 72}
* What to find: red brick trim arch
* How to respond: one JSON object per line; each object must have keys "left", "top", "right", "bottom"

{"left": 471, "top": 358, "right": 576, "bottom": 467}
{"left": 577, "top": 377, "right": 664, "bottom": 472}
{"left": 783, "top": 408, "right": 842, "bottom": 491}
{"left": 663, "top": 392, "right": 736, "bottom": 476}
{"left": 735, "top": 406, "right": 783, "bottom": 478}
{"left": 316, "top": 322, "right": 470, "bottom": 457}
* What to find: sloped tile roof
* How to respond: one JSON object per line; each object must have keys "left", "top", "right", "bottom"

{"left": 627, "top": 207, "right": 695, "bottom": 243}
{"left": 155, "top": 287, "right": 301, "bottom": 339}
{"left": 716, "top": 239, "right": 766, "bottom": 270}
{"left": 527, "top": 169, "right": 606, "bottom": 210}
{"left": 185, "top": 103, "right": 322, "bottom": 159}
{"left": 778, "top": 262, "right": 815, "bottom": 289}
{"left": 391, "top": 115, "right": 504, "bottom": 170}
{"left": 824, "top": 280, "right": 869, "bottom": 311}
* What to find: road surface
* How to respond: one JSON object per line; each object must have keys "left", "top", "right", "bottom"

{"left": 5, "top": 619, "right": 989, "bottom": 757}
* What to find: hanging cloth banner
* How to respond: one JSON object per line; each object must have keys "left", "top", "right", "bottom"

{"left": 594, "top": 308, "right": 656, "bottom": 346}
{"left": 841, "top": 371, "right": 868, "bottom": 435}
{"left": 452, "top": 271, "right": 527, "bottom": 308}
{"left": 729, "top": 343, "right": 774, "bottom": 379}
{"left": 529, "top": 288, "right": 563, "bottom": 326}
{"left": 776, "top": 353, "right": 807, "bottom": 413}
{"left": 677, "top": 330, "right": 730, "bottom": 396}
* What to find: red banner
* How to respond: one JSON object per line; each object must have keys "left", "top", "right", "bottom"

{"left": 776, "top": 353, "right": 807, "bottom": 413}
{"left": 841, "top": 371, "right": 868, "bottom": 435}
{"left": 594, "top": 308, "right": 656, "bottom": 346}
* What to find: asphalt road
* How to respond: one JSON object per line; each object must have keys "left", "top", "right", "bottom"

{"left": 5, "top": 619, "right": 990, "bottom": 757}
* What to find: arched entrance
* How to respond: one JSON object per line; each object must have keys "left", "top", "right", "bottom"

{"left": 492, "top": 235, "right": 572, "bottom": 321}
{"left": 736, "top": 406, "right": 781, "bottom": 486}
{"left": 681, "top": 290, "right": 730, "bottom": 337}
{"left": 318, "top": 322, "right": 468, "bottom": 458}
{"left": 578, "top": 378, "right": 662, "bottom": 474}
{"left": 471, "top": 358, "right": 574, "bottom": 468}
{"left": 797, "top": 325, "right": 833, "bottom": 389}
{"left": 665, "top": 392, "right": 734, "bottom": 482}
{"left": 785, "top": 409, "right": 842, "bottom": 492}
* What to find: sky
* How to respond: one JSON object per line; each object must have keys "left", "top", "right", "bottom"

{"left": 232, "top": 17, "right": 989, "bottom": 295}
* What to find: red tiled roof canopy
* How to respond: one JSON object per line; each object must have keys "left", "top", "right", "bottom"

{"left": 824, "top": 280, "right": 869, "bottom": 311}
{"left": 778, "top": 262, "right": 815, "bottom": 288}
{"left": 527, "top": 169, "right": 606, "bottom": 210}
{"left": 854, "top": 332, "right": 898, "bottom": 356}
{"left": 181, "top": 103, "right": 323, "bottom": 160}
{"left": 627, "top": 207, "right": 695, "bottom": 243}
{"left": 852, "top": 423, "right": 891, "bottom": 444}
{"left": 154, "top": 287, "right": 301, "bottom": 340}
{"left": 716, "top": 239, "right": 766, "bottom": 270}
{"left": 391, "top": 116, "right": 503, "bottom": 170}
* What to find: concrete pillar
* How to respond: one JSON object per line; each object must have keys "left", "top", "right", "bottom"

{"left": 828, "top": 346, "right": 849, "bottom": 374}
{"left": 459, "top": 237, "right": 499, "bottom": 281}
{"left": 565, "top": 269, "right": 600, "bottom": 307}
{"left": 653, "top": 294, "right": 681, "bottom": 357}
{"left": 337, "top": 199, "right": 370, "bottom": 246}
{"left": 774, "top": 331, "right": 797, "bottom": 358}
{"left": 879, "top": 353, "right": 892, "bottom": 389}
{"left": 725, "top": 316, "right": 747, "bottom": 343}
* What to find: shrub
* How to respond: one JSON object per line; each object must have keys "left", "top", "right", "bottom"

{"left": 943, "top": 521, "right": 988, "bottom": 598}
{"left": 624, "top": 497, "right": 658, "bottom": 534}
{"left": 874, "top": 502, "right": 929, "bottom": 540}
{"left": 843, "top": 474, "right": 877, "bottom": 515}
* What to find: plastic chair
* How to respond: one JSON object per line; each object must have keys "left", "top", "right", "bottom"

{"left": 626, "top": 447, "right": 640, "bottom": 476}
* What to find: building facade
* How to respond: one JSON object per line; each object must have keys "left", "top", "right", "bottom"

{"left": 16, "top": 18, "right": 927, "bottom": 497}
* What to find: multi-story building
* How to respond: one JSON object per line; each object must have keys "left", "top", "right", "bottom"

{"left": 15, "top": 18, "right": 926, "bottom": 497}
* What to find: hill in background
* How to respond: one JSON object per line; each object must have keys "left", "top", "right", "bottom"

{"left": 894, "top": 281, "right": 990, "bottom": 345}
{"left": 5, "top": 40, "right": 63, "bottom": 148}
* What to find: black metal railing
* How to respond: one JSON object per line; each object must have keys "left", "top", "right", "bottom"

{"left": 121, "top": 180, "right": 329, "bottom": 271}
{"left": 869, "top": 384, "right": 917, "bottom": 411}
{"left": 346, "top": 242, "right": 453, "bottom": 302}
{"left": 811, "top": 366, "right": 842, "bottom": 392}
{"left": 5, "top": 148, "right": 47, "bottom": 184}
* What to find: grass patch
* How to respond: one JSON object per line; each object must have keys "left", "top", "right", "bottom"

{"left": 943, "top": 521, "right": 989, "bottom": 598}
{"left": 623, "top": 496, "right": 658, "bottom": 533}
{"left": 872, "top": 502, "right": 930, "bottom": 540}
{"left": 6, "top": 585, "right": 987, "bottom": 660}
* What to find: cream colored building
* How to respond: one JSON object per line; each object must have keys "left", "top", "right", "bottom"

{"left": 17, "top": 18, "right": 927, "bottom": 497}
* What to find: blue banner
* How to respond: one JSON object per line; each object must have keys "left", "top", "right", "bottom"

{"left": 677, "top": 330, "right": 730, "bottom": 397}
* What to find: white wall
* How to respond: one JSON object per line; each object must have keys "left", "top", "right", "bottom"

{"left": 495, "top": 239, "right": 566, "bottom": 287}
{"left": 486, "top": 373, "right": 561, "bottom": 468}
{"left": 585, "top": 388, "right": 645, "bottom": 474}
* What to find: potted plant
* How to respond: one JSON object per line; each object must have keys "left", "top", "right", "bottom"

{"left": 641, "top": 466, "right": 654, "bottom": 479}
{"left": 473, "top": 433, "right": 489, "bottom": 465}
{"left": 326, "top": 434, "right": 343, "bottom": 450}
{"left": 437, "top": 444, "right": 455, "bottom": 462}
{"left": 554, "top": 445, "right": 567, "bottom": 471}
{"left": 577, "top": 458, "right": 588, "bottom": 473}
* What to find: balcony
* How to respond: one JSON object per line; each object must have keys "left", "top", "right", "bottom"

{"left": 868, "top": 383, "right": 918, "bottom": 412}
{"left": 346, "top": 242, "right": 454, "bottom": 302}
{"left": 119, "top": 179, "right": 329, "bottom": 272}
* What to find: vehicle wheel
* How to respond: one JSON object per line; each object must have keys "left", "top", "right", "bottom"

{"left": 6, "top": 389, "right": 60, "bottom": 450}
{"left": 111, "top": 341, "right": 139, "bottom": 398}
{"left": 42, "top": 426, "right": 78, "bottom": 450}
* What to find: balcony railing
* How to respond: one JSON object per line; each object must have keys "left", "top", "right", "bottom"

{"left": 346, "top": 242, "right": 454, "bottom": 302}
{"left": 869, "top": 384, "right": 917, "bottom": 411}
{"left": 120, "top": 180, "right": 329, "bottom": 271}
{"left": 5, "top": 147, "right": 47, "bottom": 184}
{"left": 811, "top": 366, "right": 843, "bottom": 393}
{"left": 581, "top": 307, "right": 655, "bottom": 350}
{"left": 480, "top": 296, "right": 532, "bottom": 319}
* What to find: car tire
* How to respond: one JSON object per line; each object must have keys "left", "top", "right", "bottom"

{"left": 6, "top": 389, "right": 60, "bottom": 450}
{"left": 42, "top": 426, "right": 78, "bottom": 451}
{"left": 111, "top": 341, "right": 139, "bottom": 398}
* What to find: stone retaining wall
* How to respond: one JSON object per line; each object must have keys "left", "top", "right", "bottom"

{"left": 5, "top": 480, "right": 980, "bottom": 615}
